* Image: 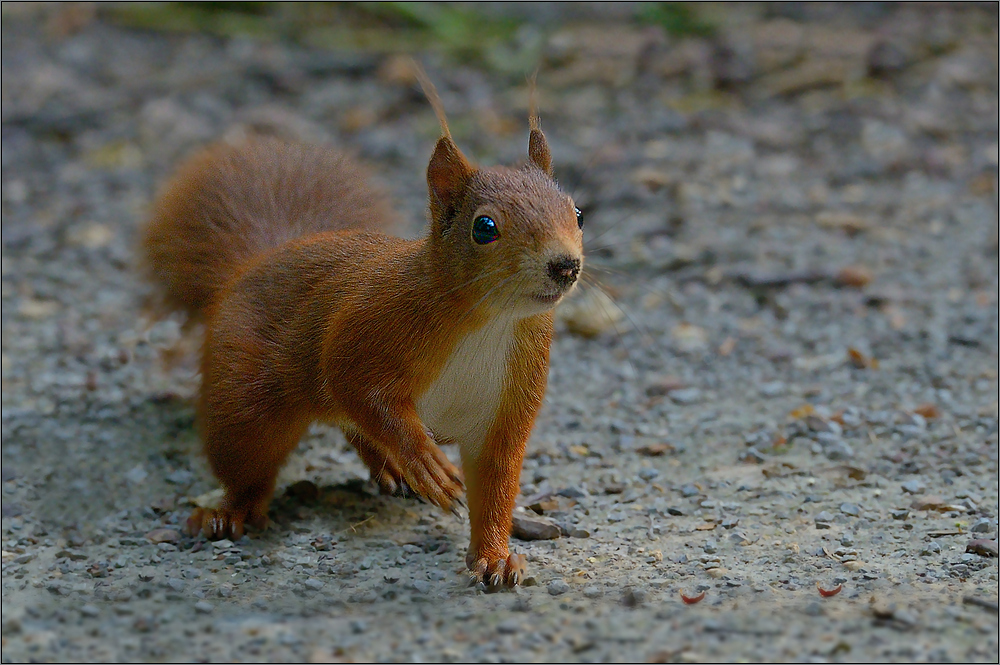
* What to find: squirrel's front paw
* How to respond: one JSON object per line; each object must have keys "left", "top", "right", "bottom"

{"left": 467, "top": 551, "right": 527, "bottom": 588}
{"left": 368, "top": 440, "right": 464, "bottom": 513}
{"left": 186, "top": 507, "right": 267, "bottom": 540}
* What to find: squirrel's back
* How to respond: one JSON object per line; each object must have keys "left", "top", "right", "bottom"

{"left": 142, "top": 137, "right": 393, "bottom": 319}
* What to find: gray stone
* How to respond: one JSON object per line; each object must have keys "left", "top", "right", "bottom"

{"left": 669, "top": 388, "right": 702, "bottom": 405}
{"left": 970, "top": 519, "right": 993, "bottom": 533}
{"left": 638, "top": 467, "right": 660, "bottom": 481}
{"left": 547, "top": 579, "right": 570, "bottom": 596}
{"left": 901, "top": 480, "right": 925, "bottom": 494}
{"left": 124, "top": 465, "right": 148, "bottom": 484}
{"left": 680, "top": 484, "right": 700, "bottom": 497}
{"left": 194, "top": 601, "right": 214, "bottom": 614}
{"left": 821, "top": 438, "right": 854, "bottom": 460}
{"left": 758, "top": 381, "right": 787, "bottom": 397}
{"left": 839, "top": 503, "right": 860, "bottom": 517}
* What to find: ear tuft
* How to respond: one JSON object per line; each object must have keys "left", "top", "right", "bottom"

{"left": 528, "top": 127, "right": 552, "bottom": 176}
{"left": 526, "top": 73, "right": 553, "bottom": 176}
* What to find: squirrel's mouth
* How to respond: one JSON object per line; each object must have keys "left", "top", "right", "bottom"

{"left": 531, "top": 291, "right": 565, "bottom": 305}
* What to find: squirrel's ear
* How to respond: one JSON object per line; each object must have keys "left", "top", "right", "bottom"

{"left": 528, "top": 128, "right": 553, "bottom": 176}
{"left": 427, "top": 136, "right": 473, "bottom": 225}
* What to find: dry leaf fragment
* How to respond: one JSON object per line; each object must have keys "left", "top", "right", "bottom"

{"left": 911, "top": 496, "right": 966, "bottom": 512}
{"left": 788, "top": 404, "right": 815, "bottom": 419}
{"left": 681, "top": 590, "right": 706, "bottom": 605}
{"left": 817, "top": 582, "right": 843, "bottom": 597}
{"left": 646, "top": 376, "right": 686, "bottom": 397}
{"left": 913, "top": 403, "right": 940, "bottom": 419}
{"left": 636, "top": 443, "right": 674, "bottom": 457}
{"left": 835, "top": 265, "right": 873, "bottom": 288}
{"left": 847, "top": 347, "right": 878, "bottom": 369}
{"left": 816, "top": 211, "right": 870, "bottom": 235}
{"left": 718, "top": 336, "right": 737, "bottom": 356}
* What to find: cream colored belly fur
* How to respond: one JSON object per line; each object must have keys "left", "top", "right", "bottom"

{"left": 416, "top": 316, "right": 516, "bottom": 457}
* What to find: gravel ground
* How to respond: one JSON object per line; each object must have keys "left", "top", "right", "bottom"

{"left": 2, "top": 3, "right": 998, "bottom": 662}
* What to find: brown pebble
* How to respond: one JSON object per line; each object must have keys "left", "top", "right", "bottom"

{"left": 645, "top": 376, "right": 686, "bottom": 397}
{"left": 285, "top": 480, "right": 319, "bottom": 503}
{"left": 145, "top": 528, "right": 181, "bottom": 545}
{"left": 835, "top": 265, "right": 874, "bottom": 288}
{"left": 511, "top": 514, "right": 561, "bottom": 541}
{"left": 966, "top": 539, "right": 998, "bottom": 558}
{"left": 912, "top": 403, "right": 940, "bottom": 419}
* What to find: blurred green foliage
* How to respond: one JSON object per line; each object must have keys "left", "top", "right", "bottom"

{"left": 107, "top": 2, "right": 517, "bottom": 52}
{"left": 637, "top": 2, "right": 715, "bottom": 37}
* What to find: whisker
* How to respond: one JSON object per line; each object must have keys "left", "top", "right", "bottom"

{"left": 582, "top": 207, "right": 644, "bottom": 251}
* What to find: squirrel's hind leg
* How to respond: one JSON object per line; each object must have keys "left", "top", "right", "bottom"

{"left": 189, "top": 410, "right": 311, "bottom": 540}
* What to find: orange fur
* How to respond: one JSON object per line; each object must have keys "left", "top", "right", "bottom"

{"left": 143, "top": 105, "right": 583, "bottom": 587}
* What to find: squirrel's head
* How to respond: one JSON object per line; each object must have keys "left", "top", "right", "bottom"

{"left": 421, "top": 92, "right": 584, "bottom": 319}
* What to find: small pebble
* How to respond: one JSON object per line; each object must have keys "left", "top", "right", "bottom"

{"left": 703, "top": 540, "right": 718, "bottom": 554}
{"left": 303, "top": 577, "right": 324, "bottom": 590}
{"left": 758, "top": 381, "right": 786, "bottom": 397}
{"left": 583, "top": 585, "right": 603, "bottom": 599}
{"left": 80, "top": 604, "right": 99, "bottom": 617}
{"left": 920, "top": 541, "right": 942, "bottom": 556}
{"left": 497, "top": 618, "right": 520, "bottom": 634}
{"left": 815, "top": 511, "right": 834, "bottom": 524}
{"left": 966, "top": 539, "right": 998, "bottom": 558}
{"left": 890, "top": 509, "right": 910, "bottom": 520}
{"left": 901, "top": 479, "right": 925, "bottom": 494}
{"left": 164, "top": 469, "right": 194, "bottom": 485}
{"left": 638, "top": 467, "right": 660, "bottom": 481}
{"left": 194, "top": 601, "right": 214, "bottom": 614}
{"left": 822, "top": 439, "right": 855, "bottom": 461}
{"left": 840, "top": 503, "right": 860, "bottom": 517}
{"left": 166, "top": 578, "right": 186, "bottom": 592}
{"left": 511, "top": 514, "right": 561, "bottom": 541}
{"left": 621, "top": 586, "right": 647, "bottom": 607}
{"left": 145, "top": 528, "right": 181, "bottom": 545}
{"left": 680, "top": 484, "right": 700, "bottom": 497}
{"left": 124, "top": 465, "right": 148, "bottom": 484}
{"left": 669, "top": 388, "right": 702, "bottom": 405}
{"left": 970, "top": 519, "right": 993, "bottom": 533}
{"left": 547, "top": 579, "right": 570, "bottom": 596}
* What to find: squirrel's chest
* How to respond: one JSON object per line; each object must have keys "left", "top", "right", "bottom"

{"left": 416, "top": 318, "right": 515, "bottom": 446}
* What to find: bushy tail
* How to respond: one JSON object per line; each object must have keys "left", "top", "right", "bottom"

{"left": 142, "top": 136, "right": 393, "bottom": 320}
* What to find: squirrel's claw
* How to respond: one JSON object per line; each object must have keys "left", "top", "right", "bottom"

{"left": 467, "top": 552, "right": 527, "bottom": 588}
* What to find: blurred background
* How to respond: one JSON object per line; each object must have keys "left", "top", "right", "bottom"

{"left": 2, "top": 3, "right": 998, "bottom": 662}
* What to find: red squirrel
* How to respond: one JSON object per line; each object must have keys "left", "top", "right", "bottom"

{"left": 142, "top": 76, "right": 584, "bottom": 587}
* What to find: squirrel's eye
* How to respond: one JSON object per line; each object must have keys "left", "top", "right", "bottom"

{"left": 472, "top": 215, "right": 500, "bottom": 245}
{"left": 575, "top": 206, "right": 584, "bottom": 230}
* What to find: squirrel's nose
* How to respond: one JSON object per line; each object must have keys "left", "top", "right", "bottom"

{"left": 547, "top": 256, "right": 581, "bottom": 289}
